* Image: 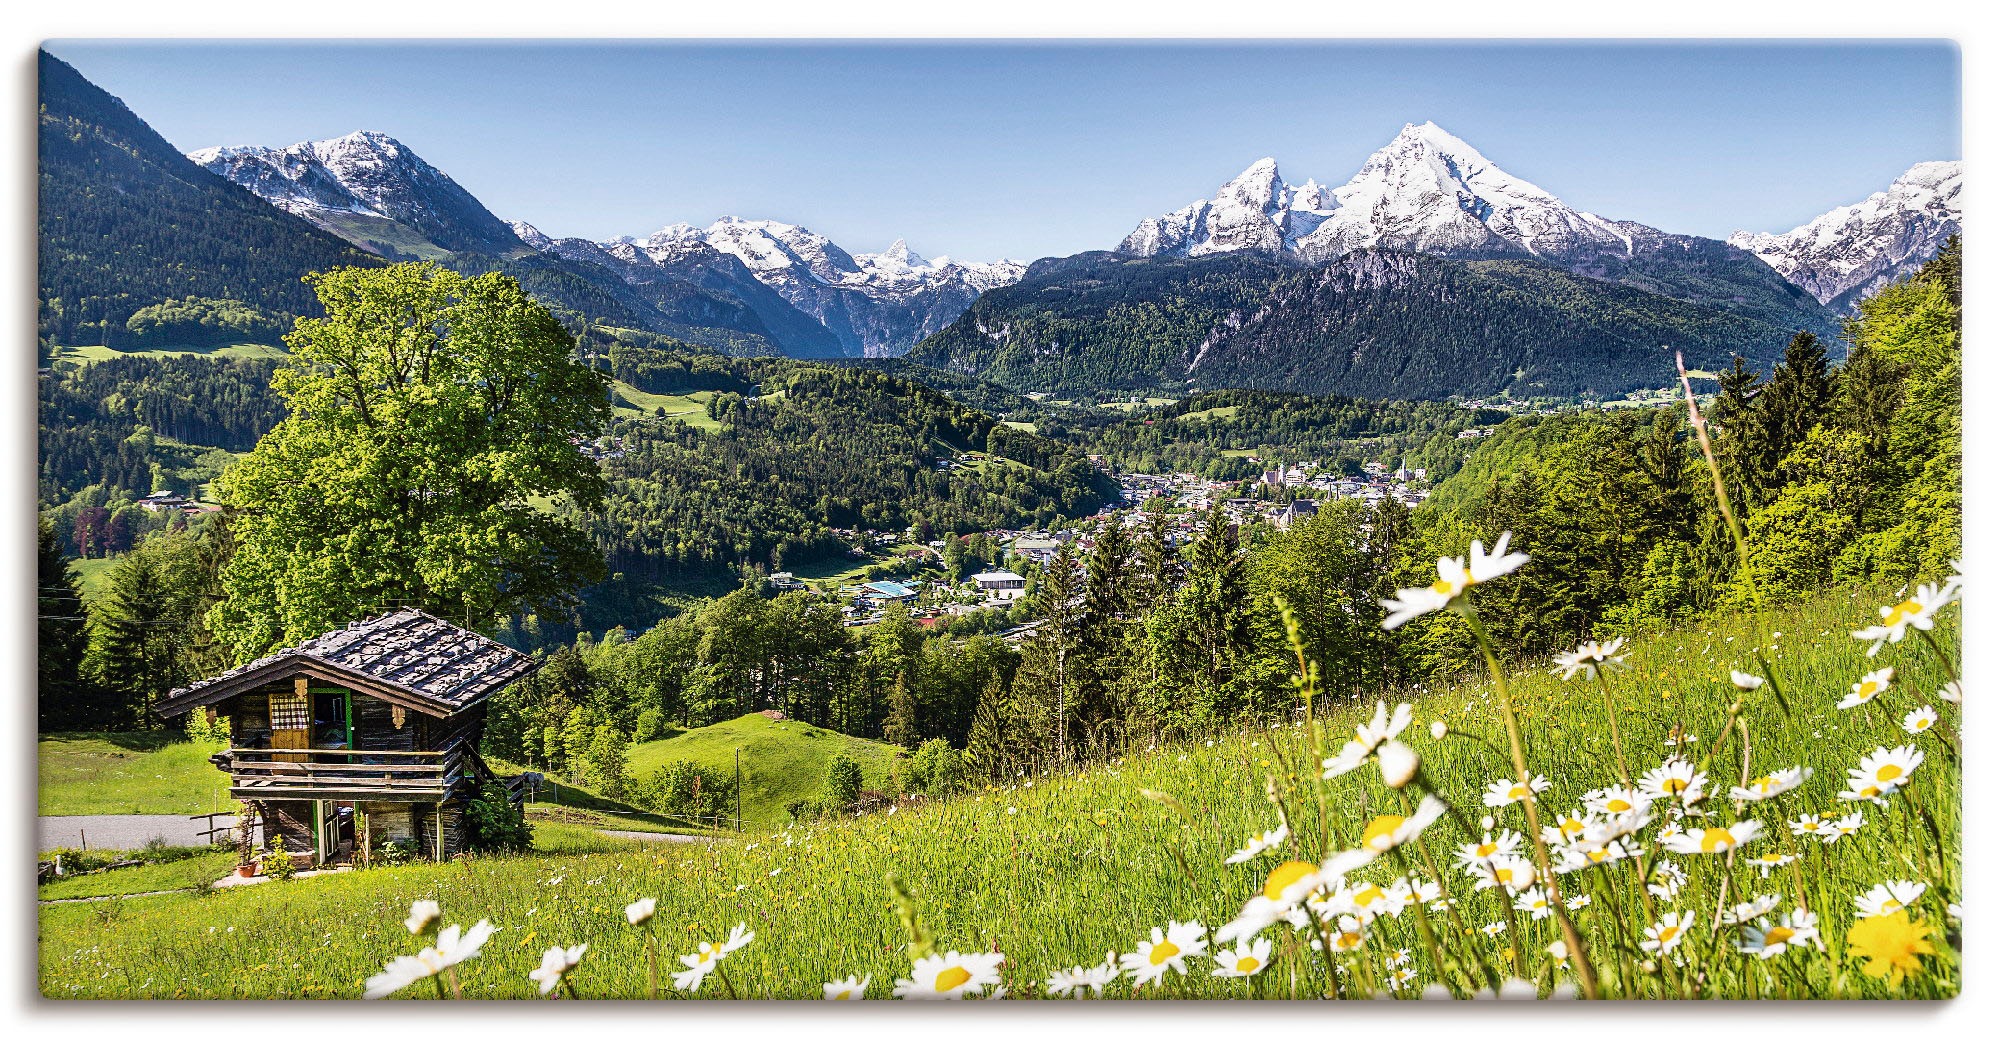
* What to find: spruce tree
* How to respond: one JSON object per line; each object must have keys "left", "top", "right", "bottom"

{"left": 963, "top": 673, "right": 1011, "bottom": 785}
{"left": 882, "top": 674, "right": 919, "bottom": 750}
{"left": 37, "top": 518, "right": 93, "bottom": 729}
{"left": 1747, "top": 331, "right": 1833, "bottom": 503}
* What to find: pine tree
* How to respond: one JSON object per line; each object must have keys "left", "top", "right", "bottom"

{"left": 1747, "top": 331, "right": 1833, "bottom": 504}
{"left": 964, "top": 672, "right": 1011, "bottom": 784}
{"left": 1075, "top": 520, "right": 1133, "bottom": 748}
{"left": 37, "top": 518, "right": 94, "bottom": 729}
{"left": 88, "top": 548, "right": 185, "bottom": 727}
{"left": 882, "top": 674, "right": 919, "bottom": 750}
{"left": 1181, "top": 506, "right": 1254, "bottom": 714}
{"left": 1014, "top": 538, "right": 1082, "bottom": 767}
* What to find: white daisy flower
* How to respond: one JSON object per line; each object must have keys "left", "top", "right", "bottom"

{"left": 364, "top": 920, "right": 499, "bottom": 1000}
{"left": 1470, "top": 855, "right": 1538, "bottom": 893}
{"left": 1838, "top": 668, "right": 1895, "bottom": 710}
{"left": 1454, "top": 829, "right": 1524, "bottom": 872}
{"left": 1225, "top": 823, "right": 1290, "bottom": 864}
{"left": 1824, "top": 812, "right": 1866, "bottom": 843}
{"left": 1640, "top": 911, "right": 1693, "bottom": 954}
{"left": 1853, "top": 881, "right": 1927, "bottom": 918}
{"left": 1788, "top": 814, "right": 1830, "bottom": 840}
{"left": 1217, "top": 860, "right": 1327, "bottom": 944}
{"left": 1939, "top": 681, "right": 1962, "bottom": 704}
{"left": 1852, "top": 582, "right": 1956, "bottom": 656}
{"left": 1730, "top": 766, "right": 1812, "bottom": 802}
{"left": 1565, "top": 894, "right": 1592, "bottom": 912}
{"left": 1512, "top": 887, "right": 1555, "bottom": 920}
{"left": 1582, "top": 787, "right": 1652, "bottom": 819}
{"left": 1210, "top": 938, "right": 1273, "bottom": 978}
{"left": 1638, "top": 760, "right": 1709, "bottom": 807}
{"left": 403, "top": 900, "right": 442, "bottom": 937}
{"left": 1662, "top": 819, "right": 1763, "bottom": 855}
{"left": 1044, "top": 954, "right": 1118, "bottom": 999}
{"left": 1730, "top": 670, "right": 1765, "bottom": 690}
{"left": 1747, "top": 851, "right": 1797, "bottom": 876}
{"left": 1482, "top": 774, "right": 1552, "bottom": 808}
{"left": 1902, "top": 706, "right": 1939, "bottom": 735}
{"left": 894, "top": 951, "right": 1006, "bottom": 1000}
{"left": 1727, "top": 894, "right": 1782, "bottom": 925}
{"left": 1122, "top": 920, "right": 1208, "bottom": 987}
{"left": 823, "top": 974, "right": 871, "bottom": 1000}
{"left": 532, "top": 943, "right": 588, "bottom": 996}
{"left": 1379, "top": 533, "right": 1529, "bottom": 629}
{"left": 624, "top": 898, "right": 657, "bottom": 927}
{"left": 1738, "top": 909, "right": 1821, "bottom": 958}
{"left": 1843, "top": 744, "right": 1924, "bottom": 802}
{"left": 1321, "top": 701, "right": 1415, "bottom": 778}
{"left": 1552, "top": 637, "right": 1629, "bottom": 681}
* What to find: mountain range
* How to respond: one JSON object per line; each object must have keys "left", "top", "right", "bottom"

{"left": 39, "top": 50, "right": 1961, "bottom": 398}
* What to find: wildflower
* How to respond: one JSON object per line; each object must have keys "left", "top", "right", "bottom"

{"left": 1565, "top": 894, "right": 1592, "bottom": 912}
{"left": 1740, "top": 909, "right": 1821, "bottom": 959}
{"left": 1839, "top": 668, "right": 1895, "bottom": 710}
{"left": 1454, "top": 830, "right": 1523, "bottom": 871}
{"left": 1842, "top": 745, "right": 1924, "bottom": 802}
{"left": 1853, "top": 881, "right": 1927, "bottom": 918}
{"left": 1939, "top": 681, "right": 1962, "bottom": 704}
{"left": 1045, "top": 954, "right": 1118, "bottom": 998}
{"left": 1355, "top": 796, "right": 1447, "bottom": 856}
{"left": 1789, "top": 814, "right": 1830, "bottom": 840}
{"left": 1727, "top": 894, "right": 1782, "bottom": 925}
{"left": 1480, "top": 921, "right": 1508, "bottom": 939}
{"left": 1902, "top": 706, "right": 1938, "bottom": 735}
{"left": 1470, "top": 855, "right": 1537, "bottom": 893}
{"left": 1379, "top": 532, "right": 1529, "bottom": 629}
{"left": 1662, "top": 819, "right": 1763, "bottom": 855}
{"left": 1749, "top": 851, "right": 1797, "bottom": 876}
{"left": 1385, "top": 965, "right": 1420, "bottom": 991}
{"left": 1430, "top": 720, "right": 1448, "bottom": 740}
{"left": 1638, "top": 760, "right": 1709, "bottom": 807}
{"left": 1217, "top": 861, "right": 1323, "bottom": 943}
{"left": 1730, "top": 670, "right": 1765, "bottom": 690}
{"left": 624, "top": 898, "right": 656, "bottom": 927}
{"left": 1582, "top": 787, "right": 1651, "bottom": 819}
{"left": 530, "top": 944, "right": 587, "bottom": 996}
{"left": 1512, "top": 887, "right": 1555, "bottom": 920}
{"left": 1121, "top": 920, "right": 1207, "bottom": 987}
{"left": 1211, "top": 937, "right": 1273, "bottom": 978}
{"left": 1640, "top": 911, "right": 1693, "bottom": 955}
{"left": 894, "top": 951, "right": 1006, "bottom": 1000}
{"left": 362, "top": 920, "right": 498, "bottom": 1000}
{"left": 823, "top": 974, "right": 870, "bottom": 1000}
{"left": 1225, "top": 823, "right": 1289, "bottom": 864}
{"left": 1731, "top": 766, "right": 1812, "bottom": 802}
{"left": 1322, "top": 701, "right": 1414, "bottom": 777}
{"left": 404, "top": 900, "right": 442, "bottom": 937}
{"left": 1826, "top": 812, "right": 1866, "bottom": 842}
{"left": 1482, "top": 774, "right": 1552, "bottom": 809}
{"left": 1852, "top": 583, "right": 1956, "bottom": 656}
{"left": 1647, "top": 860, "right": 1688, "bottom": 899}
{"left": 1551, "top": 637, "right": 1629, "bottom": 680}
{"left": 1377, "top": 739, "right": 1420, "bottom": 788}
{"left": 1846, "top": 910, "right": 1937, "bottom": 988}
{"left": 1542, "top": 813, "right": 1589, "bottom": 846}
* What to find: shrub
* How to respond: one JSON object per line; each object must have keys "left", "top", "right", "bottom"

{"left": 464, "top": 780, "right": 532, "bottom": 853}
{"left": 825, "top": 752, "right": 863, "bottom": 806}
{"left": 636, "top": 760, "right": 735, "bottom": 823}
{"left": 901, "top": 738, "right": 964, "bottom": 798}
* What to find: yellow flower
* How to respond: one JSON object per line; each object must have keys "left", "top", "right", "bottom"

{"left": 1846, "top": 910, "right": 1936, "bottom": 988}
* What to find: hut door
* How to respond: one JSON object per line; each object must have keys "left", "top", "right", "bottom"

{"left": 269, "top": 683, "right": 311, "bottom": 763}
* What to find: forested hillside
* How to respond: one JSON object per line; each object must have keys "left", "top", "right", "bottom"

{"left": 36, "top": 52, "right": 376, "bottom": 348}
{"left": 908, "top": 248, "right": 1815, "bottom": 399}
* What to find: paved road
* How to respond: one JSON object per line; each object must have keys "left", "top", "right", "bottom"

{"left": 38, "top": 814, "right": 244, "bottom": 853}
{"left": 595, "top": 829, "right": 714, "bottom": 844}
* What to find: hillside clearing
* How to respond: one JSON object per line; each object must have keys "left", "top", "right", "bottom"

{"left": 624, "top": 713, "right": 901, "bottom": 827}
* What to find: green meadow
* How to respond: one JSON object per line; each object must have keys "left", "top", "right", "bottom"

{"left": 37, "top": 588, "right": 1960, "bottom": 1000}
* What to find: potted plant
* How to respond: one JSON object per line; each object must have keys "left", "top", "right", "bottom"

{"left": 234, "top": 859, "right": 258, "bottom": 879}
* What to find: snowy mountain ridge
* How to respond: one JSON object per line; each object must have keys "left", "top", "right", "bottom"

{"left": 1727, "top": 161, "right": 1962, "bottom": 312}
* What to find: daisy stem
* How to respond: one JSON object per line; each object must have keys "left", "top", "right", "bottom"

{"left": 1914, "top": 627, "right": 1960, "bottom": 687}
{"left": 431, "top": 974, "right": 448, "bottom": 1001}
{"left": 561, "top": 975, "right": 580, "bottom": 1001}
{"left": 446, "top": 966, "right": 462, "bottom": 1000}
{"left": 1461, "top": 606, "right": 1601, "bottom": 999}
{"left": 1592, "top": 671, "right": 1636, "bottom": 788}
{"left": 1391, "top": 837, "right": 1469, "bottom": 994}
{"left": 1413, "top": 834, "right": 1501, "bottom": 993}
{"left": 645, "top": 933, "right": 659, "bottom": 1000}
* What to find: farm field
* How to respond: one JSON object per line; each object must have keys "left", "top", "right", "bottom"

{"left": 608, "top": 383, "right": 722, "bottom": 430}
{"left": 37, "top": 588, "right": 1960, "bottom": 999}
{"left": 51, "top": 342, "right": 288, "bottom": 363}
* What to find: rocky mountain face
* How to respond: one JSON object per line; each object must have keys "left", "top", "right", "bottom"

{"left": 543, "top": 217, "right": 1027, "bottom": 358}
{"left": 1728, "top": 161, "right": 1962, "bottom": 313}
{"left": 1117, "top": 122, "right": 1835, "bottom": 340}
{"left": 190, "top": 131, "right": 526, "bottom": 257}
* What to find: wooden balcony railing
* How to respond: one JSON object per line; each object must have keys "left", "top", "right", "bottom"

{"left": 214, "top": 745, "right": 473, "bottom": 803}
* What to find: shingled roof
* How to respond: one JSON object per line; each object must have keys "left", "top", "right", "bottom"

{"left": 155, "top": 609, "right": 537, "bottom": 718}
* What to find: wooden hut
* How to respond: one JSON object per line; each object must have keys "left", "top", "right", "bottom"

{"left": 154, "top": 609, "right": 536, "bottom": 867}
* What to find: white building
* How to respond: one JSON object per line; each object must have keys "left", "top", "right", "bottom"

{"left": 971, "top": 570, "right": 1028, "bottom": 602}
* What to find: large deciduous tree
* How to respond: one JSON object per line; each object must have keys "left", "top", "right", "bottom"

{"left": 210, "top": 263, "right": 609, "bottom": 658}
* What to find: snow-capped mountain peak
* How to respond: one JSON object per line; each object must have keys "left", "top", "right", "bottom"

{"left": 1119, "top": 121, "right": 1634, "bottom": 264}
{"left": 190, "top": 130, "right": 522, "bottom": 255}
{"left": 1727, "top": 160, "right": 1962, "bottom": 311}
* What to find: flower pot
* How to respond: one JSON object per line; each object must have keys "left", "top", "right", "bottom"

{"left": 235, "top": 863, "right": 258, "bottom": 878}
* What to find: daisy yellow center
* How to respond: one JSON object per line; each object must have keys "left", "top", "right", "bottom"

{"left": 1561, "top": 818, "right": 1585, "bottom": 835}
{"left": 832, "top": 990, "right": 853, "bottom": 1000}
{"left": 1662, "top": 778, "right": 1689, "bottom": 793}
{"left": 1508, "top": 785, "right": 1528, "bottom": 800}
{"left": 1354, "top": 885, "right": 1384, "bottom": 907}
{"left": 1765, "top": 927, "right": 1795, "bottom": 947}
{"left": 934, "top": 966, "right": 972, "bottom": 992}
{"left": 1475, "top": 841, "right": 1497, "bottom": 857}
{"left": 1657, "top": 925, "right": 1682, "bottom": 943}
{"left": 1238, "top": 957, "right": 1260, "bottom": 973}
{"left": 1605, "top": 798, "right": 1633, "bottom": 813}
{"left": 1149, "top": 941, "right": 1179, "bottom": 966}
{"left": 1263, "top": 861, "right": 1317, "bottom": 900}
{"left": 1586, "top": 848, "right": 1610, "bottom": 862}
{"left": 1858, "top": 785, "right": 1882, "bottom": 798}
{"left": 1875, "top": 764, "right": 1904, "bottom": 782}
{"left": 1885, "top": 599, "right": 1924, "bottom": 624}
{"left": 1913, "top": 717, "right": 1932, "bottom": 730}
{"left": 1699, "top": 827, "right": 1738, "bottom": 852}
{"left": 1429, "top": 579, "right": 1454, "bottom": 595}
{"left": 1336, "top": 932, "right": 1362, "bottom": 949}
{"left": 1753, "top": 777, "right": 1778, "bottom": 793}
{"left": 1859, "top": 682, "right": 1881, "bottom": 698}
{"left": 1492, "top": 866, "right": 1516, "bottom": 884}
{"left": 1363, "top": 815, "right": 1406, "bottom": 848}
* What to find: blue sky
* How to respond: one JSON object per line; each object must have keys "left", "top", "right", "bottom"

{"left": 47, "top": 41, "right": 1958, "bottom": 262}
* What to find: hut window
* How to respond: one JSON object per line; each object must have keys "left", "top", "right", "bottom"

{"left": 269, "top": 696, "right": 310, "bottom": 730}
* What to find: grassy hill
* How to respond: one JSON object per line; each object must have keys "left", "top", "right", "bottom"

{"left": 36, "top": 588, "right": 1961, "bottom": 999}
{"left": 38, "top": 732, "right": 230, "bottom": 817}
{"left": 625, "top": 713, "right": 902, "bottom": 828}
